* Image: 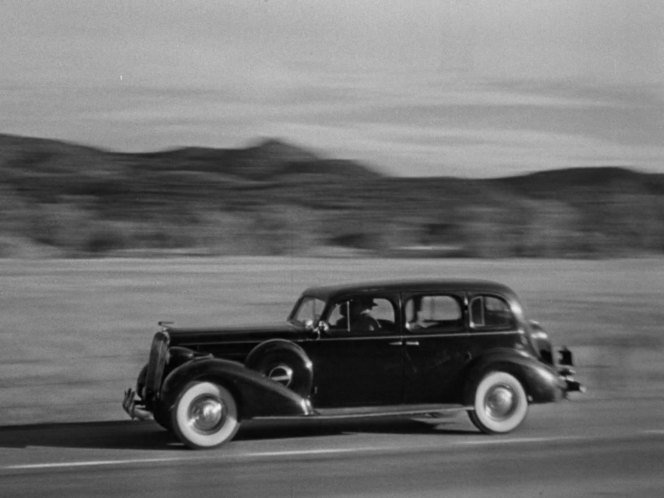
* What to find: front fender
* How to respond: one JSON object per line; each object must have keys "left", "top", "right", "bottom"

{"left": 160, "top": 357, "right": 314, "bottom": 420}
{"left": 464, "top": 348, "right": 565, "bottom": 405}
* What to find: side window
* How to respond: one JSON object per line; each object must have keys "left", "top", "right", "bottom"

{"left": 290, "top": 297, "right": 326, "bottom": 327}
{"left": 470, "top": 295, "right": 515, "bottom": 330}
{"left": 404, "top": 295, "right": 463, "bottom": 332}
{"left": 328, "top": 296, "right": 396, "bottom": 334}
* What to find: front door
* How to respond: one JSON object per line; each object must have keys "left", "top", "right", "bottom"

{"left": 303, "top": 295, "right": 404, "bottom": 408}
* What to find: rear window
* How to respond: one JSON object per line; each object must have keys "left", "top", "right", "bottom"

{"left": 470, "top": 295, "right": 515, "bottom": 330}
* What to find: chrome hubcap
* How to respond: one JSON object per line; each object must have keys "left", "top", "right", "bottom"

{"left": 188, "top": 395, "right": 224, "bottom": 434}
{"left": 485, "top": 384, "right": 516, "bottom": 420}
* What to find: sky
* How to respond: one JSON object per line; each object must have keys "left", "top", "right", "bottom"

{"left": 1, "top": 0, "right": 663, "bottom": 178}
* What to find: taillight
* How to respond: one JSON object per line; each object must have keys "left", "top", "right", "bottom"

{"left": 528, "top": 321, "right": 553, "bottom": 364}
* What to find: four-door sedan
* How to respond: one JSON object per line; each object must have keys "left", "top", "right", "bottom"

{"left": 123, "top": 279, "right": 583, "bottom": 449}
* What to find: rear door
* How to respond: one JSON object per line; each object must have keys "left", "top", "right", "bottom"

{"left": 400, "top": 292, "right": 471, "bottom": 403}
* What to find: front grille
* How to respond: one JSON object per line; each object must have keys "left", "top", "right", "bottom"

{"left": 145, "top": 330, "right": 169, "bottom": 402}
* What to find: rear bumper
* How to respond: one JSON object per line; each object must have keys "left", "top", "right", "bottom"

{"left": 564, "top": 378, "right": 585, "bottom": 394}
{"left": 558, "top": 347, "right": 586, "bottom": 396}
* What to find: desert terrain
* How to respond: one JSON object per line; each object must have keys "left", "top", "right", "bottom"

{"left": 2, "top": 256, "right": 662, "bottom": 426}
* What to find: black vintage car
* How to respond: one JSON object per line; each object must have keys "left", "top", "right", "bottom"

{"left": 123, "top": 279, "right": 583, "bottom": 449}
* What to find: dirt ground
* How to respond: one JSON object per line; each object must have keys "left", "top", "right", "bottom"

{"left": 1, "top": 257, "right": 663, "bottom": 425}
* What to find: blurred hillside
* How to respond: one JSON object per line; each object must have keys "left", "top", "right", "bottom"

{"left": 1, "top": 133, "right": 663, "bottom": 258}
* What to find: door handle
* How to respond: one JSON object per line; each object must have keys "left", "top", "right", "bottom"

{"left": 404, "top": 340, "right": 420, "bottom": 346}
{"left": 388, "top": 341, "right": 402, "bottom": 346}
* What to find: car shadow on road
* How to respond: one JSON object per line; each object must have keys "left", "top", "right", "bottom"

{"left": 0, "top": 416, "right": 478, "bottom": 451}
{"left": 0, "top": 420, "right": 177, "bottom": 450}
{"left": 239, "top": 415, "right": 478, "bottom": 441}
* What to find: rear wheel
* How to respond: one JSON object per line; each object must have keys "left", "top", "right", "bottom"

{"left": 172, "top": 381, "right": 239, "bottom": 449}
{"left": 468, "top": 371, "right": 528, "bottom": 434}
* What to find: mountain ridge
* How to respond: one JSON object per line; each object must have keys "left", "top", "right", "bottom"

{"left": 0, "top": 133, "right": 662, "bottom": 258}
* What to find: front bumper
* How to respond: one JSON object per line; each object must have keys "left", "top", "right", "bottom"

{"left": 122, "top": 388, "right": 152, "bottom": 421}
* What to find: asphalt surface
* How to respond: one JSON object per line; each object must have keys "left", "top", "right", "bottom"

{"left": 0, "top": 396, "right": 662, "bottom": 497}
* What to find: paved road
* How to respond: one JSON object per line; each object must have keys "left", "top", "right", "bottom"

{"left": 1, "top": 397, "right": 662, "bottom": 497}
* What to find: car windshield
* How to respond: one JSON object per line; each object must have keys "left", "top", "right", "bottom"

{"left": 289, "top": 296, "right": 327, "bottom": 327}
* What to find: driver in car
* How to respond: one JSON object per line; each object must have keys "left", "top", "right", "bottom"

{"left": 336, "top": 297, "right": 381, "bottom": 332}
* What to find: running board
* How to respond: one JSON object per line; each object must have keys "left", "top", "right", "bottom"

{"left": 254, "top": 404, "right": 470, "bottom": 421}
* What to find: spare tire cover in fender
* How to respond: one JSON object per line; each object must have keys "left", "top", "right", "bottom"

{"left": 245, "top": 340, "right": 313, "bottom": 398}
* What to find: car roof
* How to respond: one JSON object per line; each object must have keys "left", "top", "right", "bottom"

{"left": 301, "top": 279, "right": 517, "bottom": 301}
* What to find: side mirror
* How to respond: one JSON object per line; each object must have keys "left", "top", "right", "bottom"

{"left": 303, "top": 320, "right": 327, "bottom": 339}
{"left": 312, "top": 320, "right": 329, "bottom": 339}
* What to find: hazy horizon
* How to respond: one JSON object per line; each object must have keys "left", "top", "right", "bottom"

{"left": 1, "top": 0, "right": 663, "bottom": 178}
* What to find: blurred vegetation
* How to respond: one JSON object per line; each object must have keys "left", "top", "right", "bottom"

{"left": 1, "top": 133, "right": 663, "bottom": 258}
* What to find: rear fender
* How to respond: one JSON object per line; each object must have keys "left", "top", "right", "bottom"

{"left": 463, "top": 348, "right": 565, "bottom": 405}
{"left": 160, "top": 357, "right": 313, "bottom": 420}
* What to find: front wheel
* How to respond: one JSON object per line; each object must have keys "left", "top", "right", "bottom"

{"left": 172, "top": 381, "right": 239, "bottom": 449}
{"left": 468, "top": 371, "right": 528, "bottom": 434}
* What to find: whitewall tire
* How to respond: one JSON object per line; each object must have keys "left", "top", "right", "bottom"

{"left": 469, "top": 371, "right": 528, "bottom": 434}
{"left": 172, "top": 381, "right": 239, "bottom": 449}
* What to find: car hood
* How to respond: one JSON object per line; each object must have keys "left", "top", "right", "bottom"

{"left": 164, "top": 322, "right": 309, "bottom": 346}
